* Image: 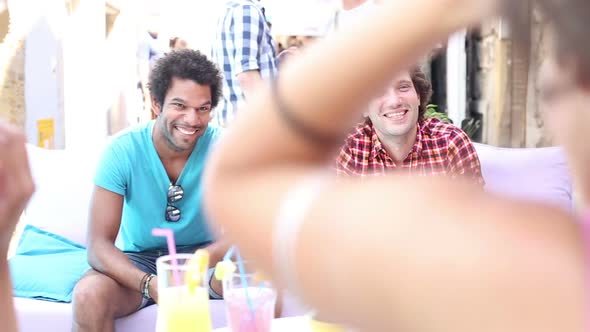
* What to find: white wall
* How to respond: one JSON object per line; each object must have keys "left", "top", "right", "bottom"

{"left": 23, "top": 0, "right": 108, "bottom": 151}
{"left": 23, "top": 0, "right": 66, "bottom": 148}
{"left": 62, "top": 0, "right": 108, "bottom": 152}
{"left": 446, "top": 30, "right": 467, "bottom": 126}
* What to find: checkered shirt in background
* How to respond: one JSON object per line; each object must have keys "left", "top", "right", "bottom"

{"left": 336, "top": 118, "right": 485, "bottom": 186}
{"left": 212, "top": 0, "right": 277, "bottom": 127}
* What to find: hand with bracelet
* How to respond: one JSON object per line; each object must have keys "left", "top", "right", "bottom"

{"left": 138, "top": 272, "right": 158, "bottom": 304}
{"left": 203, "top": 239, "right": 230, "bottom": 297}
{"left": 204, "top": 0, "right": 588, "bottom": 331}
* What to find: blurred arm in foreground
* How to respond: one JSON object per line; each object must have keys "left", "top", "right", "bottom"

{"left": 204, "top": 0, "right": 588, "bottom": 331}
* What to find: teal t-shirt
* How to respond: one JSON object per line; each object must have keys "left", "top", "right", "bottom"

{"left": 94, "top": 120, "right": 222, "bottom": 252}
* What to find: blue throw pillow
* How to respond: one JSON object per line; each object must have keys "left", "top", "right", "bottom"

{"left": 9, "top": 224, "right": 90, "bottom": 302}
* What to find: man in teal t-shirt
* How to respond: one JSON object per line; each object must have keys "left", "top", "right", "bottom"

{"left": 72, "top": 50, "right": 227, "bottom": 331}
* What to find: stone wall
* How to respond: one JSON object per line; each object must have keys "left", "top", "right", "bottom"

{"left": 0, "top": 5, "right": 26, "bottom": 128}
{"left": 525, "top": 7, "right": 551, "bottom": 147}
{"left": 477, "top": 8, "right": 552, "bottom": 148}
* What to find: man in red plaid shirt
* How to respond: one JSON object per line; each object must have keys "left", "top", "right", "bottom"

{"left": 336, "top": 66, "right": 484, "bottom": 186}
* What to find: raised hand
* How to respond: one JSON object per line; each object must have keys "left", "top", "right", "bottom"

{"left": 0, "top": 121, "right": 34, "bottom": 250}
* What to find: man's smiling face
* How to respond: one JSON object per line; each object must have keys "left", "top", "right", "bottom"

{"left": 154, "top": 77, "right": 212, "bottom": 152}
{"left": 366, "top": 70, "right": 420, "bottom": 139}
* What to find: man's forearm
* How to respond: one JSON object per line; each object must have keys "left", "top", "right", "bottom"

{"left": 0, "top": 256, "right": 17, "bottom": 332}
{"left": 206, "top": 239, "right": 231, "bottom": 297}
{"left": 88, "top": 239, "right": 146, "bottom": 293}
{"left": 206, "top": 239, "right": 231, "bottom": 267}
{"left": 237, "top": 70, "right": 263, "bottom": 101}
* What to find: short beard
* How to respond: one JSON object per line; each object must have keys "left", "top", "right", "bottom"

{"left": 159, "top": 119, "right": 185, "bottom": 152}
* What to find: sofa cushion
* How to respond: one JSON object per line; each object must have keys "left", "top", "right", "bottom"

{"left": 25, "top": 144, "right": 102, "bottom": 246}
{"left": 9, "top": 225, "right": 90, "bottom": 302}
{"left": 474, "top": 143, "right": 573, "bottom": 211}
{"left": 14, "top": 295, "right": 304, "bottom": 331}
{"left": 14, "top": 298, "right": 235, "bottom": 331}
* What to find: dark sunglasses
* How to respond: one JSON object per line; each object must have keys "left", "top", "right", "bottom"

{"left": 166, "top": 184, "right": 184, "bottom": 222}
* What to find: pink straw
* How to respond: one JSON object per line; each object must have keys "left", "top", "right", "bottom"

{"left": 152, "top": 228, "right": 181, "bottom": 285}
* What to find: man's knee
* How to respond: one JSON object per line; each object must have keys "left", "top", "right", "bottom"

{"left": 72, "top": 271, "right": 117, "bottom": 318}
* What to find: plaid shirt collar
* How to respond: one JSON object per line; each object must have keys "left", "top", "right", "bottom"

{"left": 369, "top": 120, "right": 424, "bottom": 163}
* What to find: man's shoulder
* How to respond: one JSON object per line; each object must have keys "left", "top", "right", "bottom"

{"left": 345, "top": 121, "right": 373, "bottom": 142}
{"left": 201, "top": 125, "right": 223, "bottom": 145}
{"left": 219, "top": 1, "right": 264, "bottom": 36}
{"left": 341, "top": 121, "right": 373, "bottom": 158}
{"left": 421, "top": 118, "right": 470, "bottom": 141}
{"left": 106, "top": 122, "right": 151, "bottom": 152}
{"left": 111, "top": 121, "right": 150, "bottom": 141}
{"left": 94, "top": 123, "right": 153, "bottom": 192}
{"left": 337, "top": 121, "right": 375, "bottom": 175}
{"left": 226, "top": 0, "right": 260, "bottom": 12}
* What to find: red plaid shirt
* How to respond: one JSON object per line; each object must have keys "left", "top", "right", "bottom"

{"left": 336, "top": 118, "right": 484, "bottom": 185}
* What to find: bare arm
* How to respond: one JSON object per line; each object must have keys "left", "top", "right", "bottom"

{"left": 204, "top": 0, "right": 585, "bottom": 331}
{"left": 0, "top": 257, "right": 16, "bottom": 332}
{"left": 87, "top": 187, "right": 157, "bottom": 301}
{"left": 0, "top": 122, "right": 35, "bottom": 332}
{"left": 237, "top": 70, "right": 263, "bottom": 101}
{"left": 204, "top": 238, "right": 231, "bottom": 296}
{"left": 207, "top": 170, "right": 584, "bottom": 331}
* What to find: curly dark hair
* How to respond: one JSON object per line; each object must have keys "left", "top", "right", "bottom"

{"left": 410, "top": 66, "right": 433, "bottom": 120}
{"left": 148, "top": 49, "right": 222, "bottom": 109}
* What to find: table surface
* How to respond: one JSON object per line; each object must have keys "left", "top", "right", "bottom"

{"left": 213, "top": 316, "right": 312, "bottom": 332}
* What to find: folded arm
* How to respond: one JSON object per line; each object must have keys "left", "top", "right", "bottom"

{"left": 87, "top": 187, "right": 154, "bottom": 299}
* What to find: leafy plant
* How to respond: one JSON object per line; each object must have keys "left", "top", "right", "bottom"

{"left": 461, "top": 118, "right": 481, "bottom": 139}
{"left": 424, "top": 104, "right": 481, "bottom": 139}
{"left": 424, "top": 104, "right": 452, "bottom": 123}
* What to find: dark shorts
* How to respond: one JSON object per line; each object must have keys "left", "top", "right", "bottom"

{"left": 124, "top": 243, "right": 220, "bottom": 309}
